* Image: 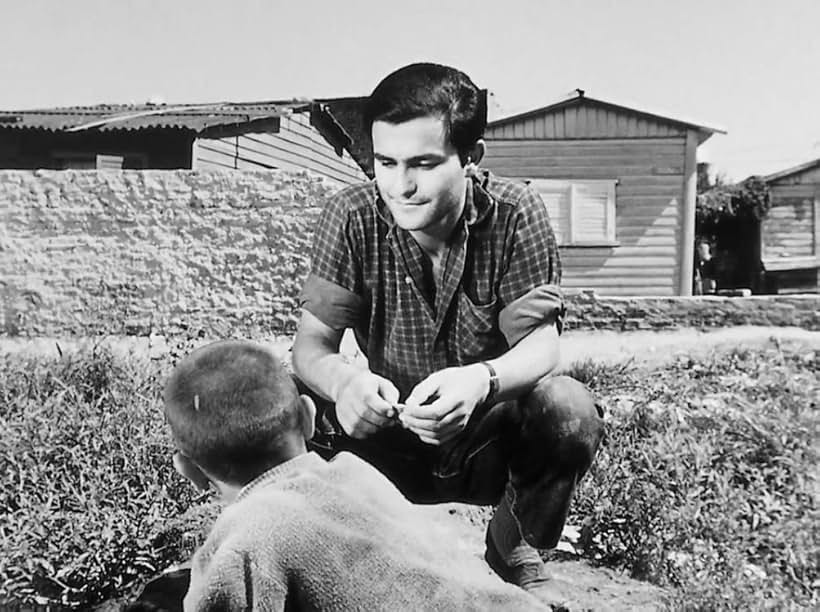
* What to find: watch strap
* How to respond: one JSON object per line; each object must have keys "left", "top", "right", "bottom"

{"left": 479, "top": 361, "right": 500, "bottom": 405}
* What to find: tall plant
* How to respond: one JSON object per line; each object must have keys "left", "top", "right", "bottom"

{"left": 696, "top": 175, "right": 772, "bottom": 241}
{"left": 695, "top": 173, "right": 772, "bottom": 291}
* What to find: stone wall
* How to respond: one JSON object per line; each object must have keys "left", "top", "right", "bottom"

{"left": 564, "top": 292, "right": 819, "bottom": 332}
{"left": 2, "top": 170, "right": 818, "bottom": 338}
{"left": 1, "top": 170, "right": 332, "bottom": 337}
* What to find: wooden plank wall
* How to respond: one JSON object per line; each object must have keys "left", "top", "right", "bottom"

{"left": 196, "top": 112, "right": 366, "bottom": 185}
{"left": 769, "top": 268, "right": 820, "bottom": 294}
{"left": 762, "top": 183, "right": 817, "bottom": 259}
{"left": 482, "top": 137, "right": 686, "bottom": 296}
{"left": 772, "top": 165, "right": 820, "bottom": 185}
{"left": 485, "top": 104, "right": 683, "bottom": 140}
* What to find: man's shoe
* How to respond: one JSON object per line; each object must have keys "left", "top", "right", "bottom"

{"left": 484, "top": 533, "right": 571, "bottom": 611}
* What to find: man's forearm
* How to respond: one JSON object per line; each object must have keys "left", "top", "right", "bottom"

{"left": 484, "top": 322, "right": 560, "bottom": 402}
{"left": 292, "top": 334, "right": 363, "bottom": 403}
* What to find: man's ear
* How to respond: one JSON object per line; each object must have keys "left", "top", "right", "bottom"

{"left": 463, "top": 140, "right": 486, "bottom": 174}
{"left": 470, "top": 140, "right": 486, "bottom": 165}
{"left": 172, "top": 452, "right": 212, "bottom": 492}
{"left": 297, "top": 394, "right": 316, "bottom": 441}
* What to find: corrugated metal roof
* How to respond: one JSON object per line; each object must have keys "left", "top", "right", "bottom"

{"left": 0, "top": 101, "right": 313, "bottom": 133}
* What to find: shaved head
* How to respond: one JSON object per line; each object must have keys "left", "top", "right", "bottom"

{"left": 163, "top": 340, "right": 301, "bottom": 485}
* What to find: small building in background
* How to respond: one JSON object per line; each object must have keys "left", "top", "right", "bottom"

{"left": 482, "top": 90, "right": 725, "bottom": 296}
{"left": 0, "top": 101, "right": 367, "bottom": 185}
{"left": 761, "top": 157, "right": 820, "bottom": 293}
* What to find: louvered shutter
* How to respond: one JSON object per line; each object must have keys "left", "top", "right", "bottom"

{"left": 573, "top": 181, "right": 615, "bottom": 242}
{"left": 96, "top": 154, "right": 124, "bottom": 169}
{"left": 528, "top": 179, "right": 571, "bottom": 245}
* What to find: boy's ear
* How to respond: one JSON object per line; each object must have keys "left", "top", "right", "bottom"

{"left": 297, "top": 394, "right": 316, "bottom": 441}
{"left": 172, "top": 452, "right": 211, "bottom": 492}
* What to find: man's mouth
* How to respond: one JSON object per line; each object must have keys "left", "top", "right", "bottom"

{"left": 393, "top": 200, "right": 428, "bottom": 207}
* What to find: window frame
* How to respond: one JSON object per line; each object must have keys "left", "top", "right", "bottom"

{"left": 526, "top": 178, "right": 619, "bottom": 247}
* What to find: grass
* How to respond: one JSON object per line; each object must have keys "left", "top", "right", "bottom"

{"left": 564, "top": 341, "right": 818, "bottom": 609}
{"left": 0, "top": 345, "right": 206, "bottom": 608}
{"left": 0, "top": 338, "right": 817, "bottom": 609}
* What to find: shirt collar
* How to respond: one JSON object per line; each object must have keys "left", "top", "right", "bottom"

{"left": 371, "top": 170, "right": 496, "bottom": 230}
{"left": 235, "top": 451, "right": 324, "bottom": 502}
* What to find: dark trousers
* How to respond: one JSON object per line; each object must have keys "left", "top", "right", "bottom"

{"left": 301, "top": 374, "right": 604, "bottom": 550}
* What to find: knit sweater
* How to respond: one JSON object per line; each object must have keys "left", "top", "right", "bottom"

{"left": 184, "top": 451, "right": 547, "bottom": 611}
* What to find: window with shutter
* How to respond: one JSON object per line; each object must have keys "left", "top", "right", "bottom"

{"left": 532, "top": 179, "right": 571, "bottom": 245}
{"left": 527, "top": 179, "right": 617, "bottom": 246}
{"left": 55, "top": 152, "right": 126, "bottom": 169}
{"left": 96, "top": 154, "right": 124, "bottom": 169}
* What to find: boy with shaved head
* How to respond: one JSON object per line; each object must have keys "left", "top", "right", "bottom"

{"left": 161, "top": 339, "right": 547, "bottom": 611}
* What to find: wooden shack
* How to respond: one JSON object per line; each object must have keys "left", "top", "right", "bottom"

{"left": 761, "top": 157, "right": 820, "bottom": 293}
{"left": 0, "top": 101, "right": 367, "bottom": 185}
{"left": 482, "top": 90, "right": 725, "bottom": 296}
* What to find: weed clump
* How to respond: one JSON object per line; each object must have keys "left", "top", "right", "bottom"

{"left": 565, "top": 343, "right": 818, "bottom": 609}
{"left": 0, "top": 346, "right": 207, "bottom": 608}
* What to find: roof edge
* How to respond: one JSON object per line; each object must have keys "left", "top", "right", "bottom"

{"left": 762, "top": 156, "right": 820, "bottom": 183}
{"left": 488, "top": 91, "right": 727, "bottom": 136}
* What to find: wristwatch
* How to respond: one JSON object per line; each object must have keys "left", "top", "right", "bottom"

{"left": 479, "top": 361, "right": 500, "bottom": 405}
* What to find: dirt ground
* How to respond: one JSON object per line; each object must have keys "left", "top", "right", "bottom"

{"left": 416, "top": 503, "right": 668, "bottom": 611}
{"left": 3, "top": 324, "right": 818, "bottom": 365}
{"left": 557, "top": 324, "right": 819, "bottom": 369}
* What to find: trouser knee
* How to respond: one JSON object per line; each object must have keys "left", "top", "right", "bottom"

{"left": 508, "top": 374, "right": 604, "bottom": 482}
{"left": 501, "top": 375, "right": 604, "bottom": 547}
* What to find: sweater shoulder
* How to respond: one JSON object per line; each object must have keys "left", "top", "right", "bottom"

{"left": 208, "top": 487, "right": 309, "bottom": 550}
{"left": 328, "top": 452, "right": 403, "bottom": 492}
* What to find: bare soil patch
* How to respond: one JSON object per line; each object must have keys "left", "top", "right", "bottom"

{"left": 418, "top": 503, "right": 668, "bottom": 611}
{"left": 559, "top": 325, "right": 819, "bottom": 369}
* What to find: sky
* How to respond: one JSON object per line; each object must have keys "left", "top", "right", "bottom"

{"left": 1, "top": 0, "right": 817, "bottom": 181}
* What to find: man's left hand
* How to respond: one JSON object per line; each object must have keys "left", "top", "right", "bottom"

{"left": 400, "top": 364, "right": 490, "bottom": 445}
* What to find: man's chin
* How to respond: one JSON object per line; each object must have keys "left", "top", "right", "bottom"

{"left": 390, "top": 211, "right": 428, "bottom": 232}
{"left": 394, "top": 219, "right": 424, "bottom": 232}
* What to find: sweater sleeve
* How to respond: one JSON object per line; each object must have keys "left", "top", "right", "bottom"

{"left": 184, "top": 546, "right": 288, "bottom": 612}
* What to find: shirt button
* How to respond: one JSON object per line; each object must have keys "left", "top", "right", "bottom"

{"left": 404, "top": 276, "right": 412, "bottom": 284}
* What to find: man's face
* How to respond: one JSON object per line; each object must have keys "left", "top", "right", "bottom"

{"left": 372, "top": 116, "right": 467, "bottom": 238}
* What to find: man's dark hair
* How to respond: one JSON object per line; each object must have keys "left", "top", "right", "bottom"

{"left": 364, "top": 62, "right": 487, "bottom": 157}
{"left": 163, "top": 340, "right": 300, "bottom": 485}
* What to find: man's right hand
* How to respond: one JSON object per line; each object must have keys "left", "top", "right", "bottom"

{"left": 334, "top": 370, "right": 400, "bottom": 439}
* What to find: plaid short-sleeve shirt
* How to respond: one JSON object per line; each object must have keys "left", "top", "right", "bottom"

{"left": 300, "top": 171, "right": 564, "bottom": 399}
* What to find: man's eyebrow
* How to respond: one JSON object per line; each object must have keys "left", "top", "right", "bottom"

{"left": 374, "top": 153, "right": 445, "bottom": 163}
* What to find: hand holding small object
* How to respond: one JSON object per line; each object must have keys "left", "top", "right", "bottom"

{"left": 334, "top": 370, "right": 400, "bottom": 438}
{"left": 399, "top": 364, "right": 491, "bottom": 445}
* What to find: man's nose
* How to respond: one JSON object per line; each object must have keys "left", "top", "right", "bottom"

{"left": 395, "top": 168, "right": 417, "bottom": 198}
